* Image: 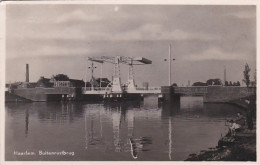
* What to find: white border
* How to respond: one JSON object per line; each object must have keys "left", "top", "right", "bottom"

{"left": 1, "top": 0, "right": 259, "bottom": 5}
{"left": 0, "top": 2, "right": 6, "bottom": 165}
{"left": 0, "top": 1, "right": 259, "bottom": 165}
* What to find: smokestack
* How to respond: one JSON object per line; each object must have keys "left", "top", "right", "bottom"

{"left": 26, "top": 64, "right": 29, "bottom": 82}
{"left": 224, "top": 66, "right": 226, "bottom": 85}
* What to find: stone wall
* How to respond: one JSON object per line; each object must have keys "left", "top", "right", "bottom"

{"left": 204, "top": 86, "right": 256, "bottom": 103}
{"left": 5, "top": 92, "right": 31, "bottom": 102}
{"left": 12, "top": 87, "right": 76, "bottom": 102}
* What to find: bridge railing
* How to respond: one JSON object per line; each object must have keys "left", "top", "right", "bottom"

{"left": 239, "top": 87, "right": 256, "bottom": 95}
{"left": 135, "top": 87, "right": 161, "bottom": 91}
{"left": 82, "top": 87, "right": 112, "bottom": 92}
{"left": 173, "top": 86, "right": 208, "bottom": 94}
{"left": 123, "top": 87, "right": 161, "bottom": 91}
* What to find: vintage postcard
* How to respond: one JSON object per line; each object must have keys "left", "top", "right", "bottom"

{"left": 0, "top": 0, "right": 258, "bottom": 164}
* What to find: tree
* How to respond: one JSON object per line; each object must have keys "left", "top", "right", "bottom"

{"left": 243, "top": 64, "right": 254, "bottom": 129}
{"left": 243, "top": 63, "right": 251, "bottom": 87}
{"left": 206, "top": 78, "right": 222, "bottom": 86}
{"left": 229, "top": 81, "right": 232, "bottom": 86}
{"left": 237, "top": 81, "right": 241, "bottom": 86}
{"left": 253, "top": 69, "right": 256, "bottom": 87}
{"left": 225, "top": 81, "right": 229, "bottom": 86}
{"left": 54, "top": 74, "right": 70, "bottom": 81}
{"left": 192, "top": 82, "right": 207, "bottom": 86}
{"left": 254, "top": 69, "right": 256, "bottom": 83}
{"left": 171, "top": 83, "right": 178, "bottom": 87}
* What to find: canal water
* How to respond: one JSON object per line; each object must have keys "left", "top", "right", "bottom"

{"left": 5, "top": 96, "right": 245, "bottom": 161}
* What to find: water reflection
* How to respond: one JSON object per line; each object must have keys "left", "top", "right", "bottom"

{"left": 5, "top": 96, "right": 246, "bottom": 161}
{"left": 112, "top": 105, "right": 121, "bottom": 152}
{"left": 83, "top": 100, "right": 155, "bottom": 159}
{"left": 25, "top": 108, "right": 29, "bottom": 137}
{"left": 169, "top": 117, "right": 173, "bottom": 160}
{"left": 35, "top": 102, "right": 84, "bottom": 123}
{"left": 84, "top": 103, "right": 103, "bottom": 149}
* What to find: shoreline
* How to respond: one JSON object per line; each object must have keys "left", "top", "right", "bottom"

{"left": 186, "top": 97, "right": 256, "bottom": 161}
{"left": 186, "top": 124, "right": 256, "bottom": 161}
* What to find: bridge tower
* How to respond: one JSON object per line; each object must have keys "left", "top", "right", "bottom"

{"left": 89, "top": 62, "right": 97, "bottom": 88}
{"left": 127, "top": 58, "right": 136, "bottom": 92}
{"left": 87, "top": 56, "right": 152, "bottom": 94}
{"left": 112, "top": 56, "right": 123, "bottom": 93}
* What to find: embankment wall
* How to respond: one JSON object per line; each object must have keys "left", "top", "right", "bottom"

{"left": 204, "top": 86, "right": 256, "bottom": 103}
{"left": 12, "top": 87, "right": 77, "bottom": 101}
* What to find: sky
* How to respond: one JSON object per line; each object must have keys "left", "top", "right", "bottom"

{"left": 6, "top": 4, "right": 256, "bottom": 87}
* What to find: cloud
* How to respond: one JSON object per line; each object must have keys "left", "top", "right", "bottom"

{"left": 183, "top": 48, "right": 246, "bottom": 61}
{"left": 228, "top": 10, "right": 255, "bottom": 19}
{"left": 9, "top": 22, "right": 218, "bottom": 42}
{"left": 56, "top": 9, "right": 101, "bottom": 23}
{"left": 7, "top": 43, "right": 100, "bottom": 59}
{"left": 112, "top": 24, "right": 219, "bottom": 41}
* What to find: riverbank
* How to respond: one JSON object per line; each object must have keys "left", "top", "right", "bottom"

{"left": 186, "top": 96, "right": 256, "bottom": 161}
{"left": 186, "top": 123, "right": 256, "bottom": 161}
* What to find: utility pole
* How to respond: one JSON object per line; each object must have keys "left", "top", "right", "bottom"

{"left": 168, "top": 44, "right": 176, "bottom": 86}
{"left": 100, "top": 63, "right": 103, "bottom": 88}
{"left": 85, "top": 60, "right": 87, "bottom": 89}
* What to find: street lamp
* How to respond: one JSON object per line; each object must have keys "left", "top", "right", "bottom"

{"left": 164, "top": 44, "right": 175, "bottom": 86}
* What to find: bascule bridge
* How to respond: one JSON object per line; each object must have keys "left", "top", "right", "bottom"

{"left": 82, "top": 56, "right": 162, "bottom": 99}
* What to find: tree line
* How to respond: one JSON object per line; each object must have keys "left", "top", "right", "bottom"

{"left": 192, "top": 79, "right": 241, "bottom": 87}
{"left": 191, "top": 63, "right": 256, "bottom": 87}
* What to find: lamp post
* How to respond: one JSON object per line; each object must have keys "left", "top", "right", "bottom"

{"left": 164, "top": 44, "right": 175, "bottom": 86}
{"left": 85, "top": 59, "right": 88, "bottom": 90}
{"left": 100, "top": 63, "right": 103, "bottom": 88}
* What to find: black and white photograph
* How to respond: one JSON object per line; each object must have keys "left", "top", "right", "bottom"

{"left": 1, "top": 1, "right": 258, "bottom": 163}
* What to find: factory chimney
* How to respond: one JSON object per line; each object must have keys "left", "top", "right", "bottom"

{"left": 26, "top": 64, "right": 29, "bottom": 82}
{"left": 224, "top": 66, "right": 226, "bottom": 85}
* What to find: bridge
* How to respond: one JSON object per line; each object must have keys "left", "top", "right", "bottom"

{"left": 173, "top": 86, "right": 208, "bottom": 96}
{"left": 7, "top": 53, "right": 256, "bottom": 102}
{"left": 166, "top": 86, "right": 256, "bottom": 103}
{"left": 83, "top": 49, "right": 256, "bottom": 102}
{"left": 82, "top": 56, "right": 162, "bottom": 99}
{"left": 82, "top": 86, "right": 162, "bottom": 95}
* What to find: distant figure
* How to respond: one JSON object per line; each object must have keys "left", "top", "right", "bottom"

{"left": 228, "top": 120, "right": 241, "bottom": 136}
{"left": 235, "top": 112, "right": 246, "bottom": 127}
{"left": 227, "top": 113, "right": 245, "bottom": 136}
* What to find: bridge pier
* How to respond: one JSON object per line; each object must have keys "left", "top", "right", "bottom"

{"left": 161, "top": 86, "right": 181, "bottom": 103}
{"left": 160, "top": 86, "right": 181, "bottom": 116}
